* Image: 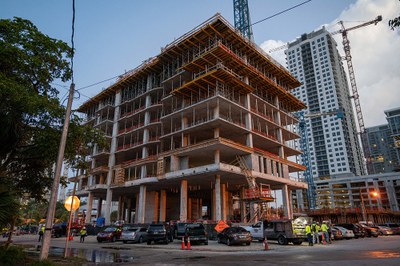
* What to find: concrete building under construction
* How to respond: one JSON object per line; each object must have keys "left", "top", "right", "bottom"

{"left": 76, "top": 14, "right": 307, "bottom": 225}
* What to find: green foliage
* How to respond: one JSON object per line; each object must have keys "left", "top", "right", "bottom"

{"left": 29, "top": 259, "right": 56, "bottom": 266}
{"left": 0, "top": 186, "right": 19, "bottom": 227}
{"left": 0, "top": 245, "right": 26, "bottom": 266}
{"left": 0, "top": 17, "right": 106, "bottom": 201}
{"left": 389, "top": 0, "right": 400, "bottom": 30}
{"left": 55, "top": 200, "right": 69, "bottom": 222}
{"left": 110, "top": 210, "right": 118, "bottom": 222}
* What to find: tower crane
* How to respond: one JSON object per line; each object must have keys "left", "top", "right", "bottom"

{"left": 233, "top": 0, "right": 254, "bottom": 41}
{"left": 297, "top": 109, "right": 343, "bottom": 209}
{"left": 332, "top": 16, "right": 382, "bottom": 171}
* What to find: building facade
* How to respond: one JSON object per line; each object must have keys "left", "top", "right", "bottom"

{"left": 311, "top": 172, "right": 400, "bottom": 223}
{"left": 76, "top": 14, "right": 307, "bottom": 225}
{"left": 385, "top": 107, "right": 400, "bottom": 171}
{"left": 365, "top": 124, "right": 399, "bottom": 174}
{"left": 285, "top": 27, "right": 366, "bottom": 181}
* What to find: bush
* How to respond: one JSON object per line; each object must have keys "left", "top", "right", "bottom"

{"left": 29, "top": 259, "right": 56, "bottom": 266}
{"left": 0, "top": 245, "right": 26, "bottom": 266}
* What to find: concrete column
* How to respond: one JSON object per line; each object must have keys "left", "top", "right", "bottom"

{"left": 104, "top": 189, "right": 113, "bottom": 225}
{"left": 126, "top": 198, "right": 132, "bottom": 223}
{"left": 97, "top": 198, "right": 103, "bottom": 218}
{"left": 170, "top": 155, "right": 179, "bottom": 171}
{"left": 85, "top": 192, "right": 94, "bottom": 223}
{"left": 105, "top": 90, "right": 121, "bottom": 225}
{"left": 211, "top": 188, "right": 215, "bottom": 221}
{"left": 215, "top": 175, "right": 222, "bottom": 221}
{"left": 137, "top": 185, "right": 146, "bottom": 224}
{"left": 281, "top": 185, "right": 292, "bottom": 219}
{"left": 221, "top": 183, "right": 227, "bottom": 221}
{"left": 154, "top": 191, "right": 160, "bottom": 223}
{"left": 159, "top": 190, "right": 167, "bottom": 222}
{"left": 180, "top": 180, "right": 188, "bottom": 221}
{"left": 214, "top": 127, "right": 220, "bottom": 138}
{"left": 188, "top": 198, "right": 192, "bottom": 221}
{"left": 214, "top": 149, "right": 220, "bottom": 164}
{"left": 240, "top": 187, "right": 247, "bottom": 223}
{"left": 117, "top": 195, "right": 123, "bottom": 221}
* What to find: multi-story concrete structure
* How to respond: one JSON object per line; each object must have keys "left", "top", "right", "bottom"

{"left": 385, "top": 107, "right": 400, "bottom": 171}
{"left": 76, "top": 14, "right": 307, "bottom": 225}
{"left": 285, "top": 27, "right": 366, "bottom": 181}
{"left": 311, "top": 172, "right": 400, "bottom": 223}
{"left": 365, "top": 124, "right": 399, "bottom": 174}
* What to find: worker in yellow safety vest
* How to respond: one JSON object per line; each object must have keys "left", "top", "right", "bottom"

{"left": 306, "top": 224, "right": 313, "bottom": 246}
{"left": 321, "top": 222, "right": 330, "bottom": 244}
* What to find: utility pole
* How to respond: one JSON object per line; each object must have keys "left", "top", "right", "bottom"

{"left": 40, "top": 83, "right": 75, "bottom": 260}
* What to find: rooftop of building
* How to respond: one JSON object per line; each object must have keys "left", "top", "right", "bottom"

{"left": 78, "top": 13, "right": 303, "bottom": 112}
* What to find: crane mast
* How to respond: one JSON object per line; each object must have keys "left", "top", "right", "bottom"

{"left": 338, "top": 16, "right": 382, "bottom": 173}
{"left": 233, "top": 0, "right": 253, "bottom": 41}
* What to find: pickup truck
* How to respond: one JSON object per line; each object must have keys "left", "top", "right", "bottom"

{"left": 242, "top": 217, "right": 310, "bottom": 245}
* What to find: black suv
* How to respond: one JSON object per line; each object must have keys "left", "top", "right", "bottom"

{"left": 335, "top": 223, "right": 364, "bottom": 239}
{"left": 147, "top": 223, "right": 173, "bottom": 245}
{"left": 51, "top": 223, "right": 67, "bottom": 238}
{"left": 185, "top": 223, "right": 208, "bottom": 245}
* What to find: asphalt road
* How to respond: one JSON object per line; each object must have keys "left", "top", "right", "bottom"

{"left": 7, "top": 234, "right": 400, "bottom": 265}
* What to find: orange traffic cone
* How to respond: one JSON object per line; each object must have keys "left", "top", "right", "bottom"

{"left": 321, "top": 233, "right": 326, "bottom": 245}
{"left": 263, "top": 237, "right": 269, "bottom": 250}
{"left": 69, "top": 234, "right": 73, "bottom": 241}
{"left": 181, "top": 237, "right": 185, "bottom": 250}
{"left": 187, "top": 237, "right": 191, "bottom": 250}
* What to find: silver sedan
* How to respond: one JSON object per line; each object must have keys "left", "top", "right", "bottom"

{"left": 121, "top": 226, "right": 148, "bottom": 244}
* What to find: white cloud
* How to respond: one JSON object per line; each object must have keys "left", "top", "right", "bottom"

{"left": 261, "top": 0, "right": 400, "bottom": 128}
{"left": 330, "top": 0, "right": 400, "bottom": 127}
{"left": 260, "top": 39, "right": 287, "bottom": 66}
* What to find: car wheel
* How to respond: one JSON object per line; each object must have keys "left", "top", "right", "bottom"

{"left": 123, "top": 240, "right": 127, "bottom": 244}
{"left": 277, "top": 235, "right": 288, "bottom": 245}
{"left": 205, "top": 241, "right": 208, "bottom": 245}
{"left": 147, "top": 240, "right": 151, "bottom": 245}
{"left": 292, "top": 240, "right": 302, "bottom": 245}
{"left": 97, "top": 239, "right": 102, "bottom": 243}
{"left": 226, "top": 238, "right": 231, "bottom": 246}
{"left": 217, "top": 237, "right": 222, "bottom": 244}
{"left": 112, "top": 236, "right": 116, "bottom": 242}
{"left": 246, "top": 242, "right": 251, "bottom": 246}
{"left": 138, "top": 236, "right": 143, "bottom": 243}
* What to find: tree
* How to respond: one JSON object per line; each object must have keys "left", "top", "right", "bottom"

{"left": 389, "top": 0, "right": 400, "bottom": 30}
{"left": 0, "top": 17, "right": 106, "bottom": 232}
{"left": 0, "top": 17, "right": 105, "bottom": 200}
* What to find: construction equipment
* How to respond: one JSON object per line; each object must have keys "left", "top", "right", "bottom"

{"left": 233, "top": 0, "right": 253, "bottom": 41}
{"left": 333, "top": 16, "right": 382, "bottom": 169}
{"left": 296, "top": 109, "right": 343, "bottom": 209}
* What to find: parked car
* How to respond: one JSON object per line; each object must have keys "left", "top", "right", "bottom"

{"left": 147, "top": 223, "right": 173, "bottom": 245}
{"left": 121, "top": 225, "right": 148, "bottom": 244}
{"left": 185, "top": 223, "right": 208, "bottom": 245}
{"left": 359, "top": 223, "right": 379, "bottom": 237}
{"left": 97, "top": 226, "right": 122, "bottom": 242}
{"left": 331, "top": 227, "right": 343, "bottom": 240}
{"left": 378, "top": 223, "right": 400, "bottom": 235}
{"left": 371, "top": 225, "right": 394, "bottom": 236}
{"left": 217, "top": 227, "right": 252, "bottom": 246}
{"left": 333, "top": 226, "right": 355, "bottom": 239}
{"left": 173, "top": 222, "right": 188, "bottom": 239}
{"left": 335, "top": 223, "right": 363, "bottom": 239}
{"left": 51, "top": 223, "right": 67, "bottom": 238}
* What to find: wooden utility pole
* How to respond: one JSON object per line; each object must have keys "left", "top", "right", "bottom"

{"left": 39, "top": 83, "right": 75, "bottom": 260}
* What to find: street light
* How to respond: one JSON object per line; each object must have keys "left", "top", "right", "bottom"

{"left": 359, "top": 189, "right": 380, "bottom": 222}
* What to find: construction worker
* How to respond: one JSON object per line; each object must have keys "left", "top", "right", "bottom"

{"left": 311, "top": 221, "right": 319, "bottom": 244}
{"left": 38, "top": 225, "right": 45, "bottom": 242}
{"left": 80, "top": 227, "right": 87, "bottom": 243}
{"left": 321, "top": 222, "right": 330, "bottom": 244}
{"left": 306, "top": 223, "right": 313, "bottom": 246}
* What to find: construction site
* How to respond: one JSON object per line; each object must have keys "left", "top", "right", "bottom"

{"left": 76, "top": 14, "right": 308, "bottom": 225}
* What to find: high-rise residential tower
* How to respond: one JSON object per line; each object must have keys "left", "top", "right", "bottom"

{"left": 385, "top": 107, "right": 400, "bottom": 171}
{"left": 286, "top": 27, "right": 366, "bottom": 181}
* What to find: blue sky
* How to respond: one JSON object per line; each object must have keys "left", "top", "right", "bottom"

{"left": 1, "top": 0, "right": 399, "bottom": 126}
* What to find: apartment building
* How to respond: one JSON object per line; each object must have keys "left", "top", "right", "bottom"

{"left": 365, "top": 124, "right": 399, "bottom": 174}
{"left": 76, "top": 14, "right": 307, "bottom": 225}
{"left": 286, "top": 27, "right": 366, "bottom": 181}
{"left": 385, "top": 107, "right": 400, "bottom": 171}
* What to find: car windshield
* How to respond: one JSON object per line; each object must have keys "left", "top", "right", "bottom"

{"left": 123, "top": 227, "right": 138, "bottom": 232}
{"left": 104, "top": 227, "right": 116, "bottom": 232}
{"left": 149, "top": 225, "right": 164, "bottom": 230}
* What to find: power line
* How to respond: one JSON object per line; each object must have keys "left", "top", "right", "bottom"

{"left": 77, "top": 74, "right": 120, "bottom": 91}
{"left": 251, "top": 0, "right": 312, "bottom": 26}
